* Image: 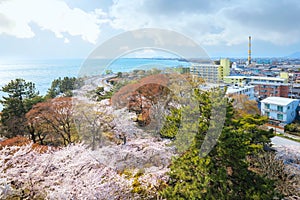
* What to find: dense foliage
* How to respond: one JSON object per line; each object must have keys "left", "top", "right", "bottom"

{"left": 0, "top": 79, "right": 43, "bottom": 137}
{"left": 46, "top": 77, "right": 81, "bottom": 98}
{"left": 160, "top": 89, "right": 279, "bottom": 199}
{"left": 285, "top": 120, "right": 300, "bottom": 137}
{"left": 0, "top": 74, "right": 298, "bottom": 199}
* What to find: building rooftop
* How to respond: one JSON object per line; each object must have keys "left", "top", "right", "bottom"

{"left": 261, "top": 97, "right": 299, "bottom": 106}
{"left": 224, "top": 76, "right": 247, "bottom": 79}
{"left": 249, "top": 76, "right": 286, "bottom": 81}
{"left": 292, "top": 84, "right": 300, "bottom": 87}
{"left": 249, "top": 82, "right": 289, "bottom": 86}
{"left": 224, "top": 75, "right": 286, "bottom": 81}
{"left": 191, "top": 63, "right": 220, "bottom": 67}
{"left": 199, "top": 83, "right": 224, "bottom": 91}
{"left": 226, "top": 85, "right": 254, "bottom": 94}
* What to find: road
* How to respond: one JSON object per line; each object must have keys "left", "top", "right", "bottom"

{"left": 271, "top": 136, "right": 300, "bottom": 148}
{"left": 283, "top": 132, "right": 300, "bottom": 140}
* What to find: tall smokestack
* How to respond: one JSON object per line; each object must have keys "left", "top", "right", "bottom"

{"left": 248, "top": 36, "right": 251, "bottom": 65}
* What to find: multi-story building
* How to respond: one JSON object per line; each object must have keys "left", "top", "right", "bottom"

{"left": 224, "top": 75, "right": 287, "bottom": 86}
{"left": 249, "top": 76, "right": 287, "bottom": 84}
{"left": 224, "top": 76, "right": 247, "bottom": 86}
{"left": 190, "top": 59, "right": 231, "bottom": 84}
{"left": 251, "top": 83, "right": 289, "bottom": 99}
{"left": 261, "top": 97, "right": 299, "bottom": 126}
{"left": 290, "top": 84, "right": 300, "bottom": 98}
{"left": 224, "top": 75, "right": 289, "bottom": 98}
{"left": 279, "top": 72, "right": 289, "bottom": 79}
{"left": 226, "top": 85, "right": 255, "bottom": 100}
{"left": 220, "top": 58, "right": 230, "bottom": 77}
{"left": 190, "top": 64, "right": 224, "bottom": 83}
{"left": 292, "top": 72, "right": 300, "bottom": 83}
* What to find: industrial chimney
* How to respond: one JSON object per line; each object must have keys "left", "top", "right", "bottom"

{"left": 248, "top": 36, "right": 251, "bottom": 65}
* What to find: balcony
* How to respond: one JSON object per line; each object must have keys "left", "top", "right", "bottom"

{"left": 263, "top": 108, "right": 285, "bottom": 114}
{"left": 267, "top": 116, "right": 284, "bottom": 123}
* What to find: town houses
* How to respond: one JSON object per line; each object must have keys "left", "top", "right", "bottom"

{"left": 189, "top": 57, "right": 300, "bottom": 133}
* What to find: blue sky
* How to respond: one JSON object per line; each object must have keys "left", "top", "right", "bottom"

{"left": 0, "top": 0, "right": 300, "bottom": 60}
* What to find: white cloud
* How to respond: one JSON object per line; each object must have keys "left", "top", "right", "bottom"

{"left": 108, "top": 0, "right": 300, "bottom": 47}
{"left": 124, "top": 49, "right": 175, "bottom": 58}
{"left": 1, "top": 0, "right": 300, "bottom": 58}
{"left": 64, "top": 38, "right": 70, "bottom": 43}
{"left": 0, "top": 0, "right": 108, "bottom": 43}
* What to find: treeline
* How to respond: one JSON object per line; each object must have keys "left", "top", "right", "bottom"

{"left": 0, "top": 73, "right": 299, "bottom": 199}
{"left": 0, "top": 77, "right": 81, "bottom": 146}
{"left": 110, "top": 72, "right": 299, "bottom": 199}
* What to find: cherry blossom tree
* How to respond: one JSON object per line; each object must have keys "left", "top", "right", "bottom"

{"left": 0, "top": 137, "right": 175, "bottom": 199}
{"left": 73, "top": 99, "right": 115, "bottom": 150}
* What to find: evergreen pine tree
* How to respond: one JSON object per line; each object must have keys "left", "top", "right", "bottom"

{"left": 1, "top": 79, "right": 42, "bottom": 137}
{"left": 161, "top": 89, "right": 279, "bottom": 199}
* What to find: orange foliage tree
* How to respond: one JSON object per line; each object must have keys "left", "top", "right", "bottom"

{"left": 26, "top": 97, "right": 78, "bottom": 146}
{"left": 111, "top": 74, "right": 171, "bottom": 126}
{"left": 0, "top": 136, "right": 49, "bottom": 152}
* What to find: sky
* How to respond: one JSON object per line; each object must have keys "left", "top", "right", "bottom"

{"left": 1, "top": 0, "right": 300, "bottom": 60}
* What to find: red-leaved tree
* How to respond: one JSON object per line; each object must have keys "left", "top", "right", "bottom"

{"left": 26, "top": 97, "right": 77, "bottom": 146}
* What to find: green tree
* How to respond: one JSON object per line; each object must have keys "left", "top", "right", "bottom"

{"left": 46, "top": 77, "right": 80, "bottom": 98}
{"left": 92, "top": 86, "right": 114, "bottom": 101}
{"left": 160, "top": 89, "right": 279, "bottom": 199}
{"left": 0, "top": 79, "right": 42, "bottom": 137}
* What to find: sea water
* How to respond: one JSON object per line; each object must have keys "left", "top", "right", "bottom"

{"left": 0, "top": 58, "right": 190, "bottom": 109}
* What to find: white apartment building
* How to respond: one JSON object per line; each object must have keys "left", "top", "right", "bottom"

{"left": 226, "top": 85, "right": 255, "bottom": 100}
{"left": 261, "top": 97, "right": 299, "bottom": 125}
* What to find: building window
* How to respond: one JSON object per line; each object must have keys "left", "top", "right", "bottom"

{"left": 277, "top": 113, "right": 283, "bottom": 121}
{"left": 288, "top": 106, "right": 290, "bottom": 110}
{"left": 277, "top": 106, "right": 283, "bottom": 112}
{"left": 265, "top": 104, "right": 270, "bottom": 109}
{"left": 266, "top": 112, "right": 270, "bottom": 117}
